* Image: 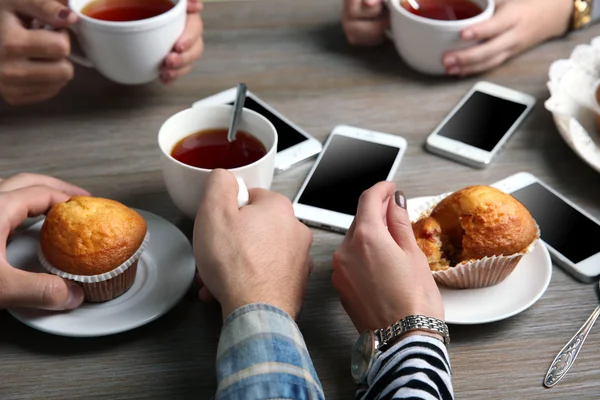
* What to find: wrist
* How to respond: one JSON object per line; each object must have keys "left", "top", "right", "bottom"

{"left": 221, "top": 297, "right": 298, "bottom": 322}
{"left": 384, "top": 330, "right": 445, "bottom": 349}
{"left": 547, "top": 0, "right": 577, "bottom": 37}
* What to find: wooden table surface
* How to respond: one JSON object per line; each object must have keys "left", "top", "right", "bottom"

{"left": 2, "top": 0, "right": 600, "bottom": 398}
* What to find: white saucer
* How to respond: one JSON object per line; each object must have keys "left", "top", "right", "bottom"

{"left": 408, "top": 196, "right": 553, "bottom": 325}
{"left": 6, "top": 210, "right": 196, "bottom": 337}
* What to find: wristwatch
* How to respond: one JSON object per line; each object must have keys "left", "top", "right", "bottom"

{"left": 571, "top": 0, "right": 593, "bottom": 31}
{"left": 350, "top": 315, "right": 450, "bottom": 384}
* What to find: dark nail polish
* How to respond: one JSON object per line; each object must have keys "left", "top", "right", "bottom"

{"left": 394, "top": 190, "right": 406, "bottom": 209}
{"left": 58, "top": 9, "right": 71, "bottom": 20}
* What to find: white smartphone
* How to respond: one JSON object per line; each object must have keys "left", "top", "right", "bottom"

{"left": 192, "top": 88, "right": 322, "bottom": 173}
{"left": 293, "top": 125, "right": 407, "bottom": 234}
{"left": 493, "top": 172, "right": 600, "bottom": 283}
{"left": 426, "top": 81, "right": 536, "bottom": 168}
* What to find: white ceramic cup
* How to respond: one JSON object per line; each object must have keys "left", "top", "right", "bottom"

{"left": 68, "top": 0, "right": 186, "bottom": 84}
{"left": 387, "top": 0, "right": 495, "bottom": 75}
{"left": 158, "top": 105, "right": 278, "bottom": 219}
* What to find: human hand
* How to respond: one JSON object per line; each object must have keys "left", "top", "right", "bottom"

{"left": 332, "top": 182, "right": 444, "bottom": 337}
{"left": 193, "top": 169, "right": 313, "bottom": 321}
{"left": 0, "top": 173, "right": 89, "bottom": 310}
{"left": 442, "top": 0, "right": 572, "bottom": 76}
{"left": 0, "top": 0, "right": 77, "bottom": 105}
{"left": 342, "top": 0, "right": 389, "bottom": 46}
{"left": 160, "top": 0, "right": 203, "bottom": 83}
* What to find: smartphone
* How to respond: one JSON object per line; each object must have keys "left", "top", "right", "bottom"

{"left": 493, "top": 172, "right": 600, "bottom": 283}
{"left": 426, "top": 81, "right": 536, "bottom": 168}
{"left": 292, "top": 125, "right": 407, "bottom": 234}
{"left": 192, "top": 88, "right": 322, "bottom": 173}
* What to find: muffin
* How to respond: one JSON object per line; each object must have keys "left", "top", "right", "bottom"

{"left": 38, "top": 196, "right": 148, "bottom": 302}
{"left": 412, "top": 186, "right": 539, "bottom": 289}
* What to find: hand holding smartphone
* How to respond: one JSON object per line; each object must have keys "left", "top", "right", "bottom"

{"left": 494, "top": 172, "right": 600, "bottom": 283}
{"left": 293, "top": 125, "right": 407, "bottom": 234}
{"left": 426, "top": 81, "right": 536, "bottom": 168}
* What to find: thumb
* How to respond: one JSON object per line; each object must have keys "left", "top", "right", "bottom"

{"left": 386, "top": 190, "right": 418, "bottom": 250}
{"left": 9, "top": 0, "right": 78, "bottom": 27}
{"left": 197, "top": 169, "right": 240, "bottom": 219}
{"left": 0, "top": 267, "right": 84, "bottom": 310}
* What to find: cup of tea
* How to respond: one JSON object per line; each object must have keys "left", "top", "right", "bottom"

{"left": 158, "top": 105, "right": 278, "bottom": 219}
{"left": 387, "top": 0, "right": 495, "bottom": 75}
{"left": 67, "top": 0, "right": 186, "bottom": 84}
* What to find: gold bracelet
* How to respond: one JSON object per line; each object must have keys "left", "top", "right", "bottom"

{"left": 572, "top": 0, "right": 593, "bottom": 30}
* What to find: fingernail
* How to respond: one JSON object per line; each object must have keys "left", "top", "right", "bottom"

{"left": 462, "top": 29, "right": 475, "bottom": 40}
{"left": 364, "top": 0, "right": 378, "bottom": 6}
{"left": 443, "top": 56, "right": 457, "bottom": 67}
{"left": 447, "top": 66, "right": 460, "bottom": 75}
{"left": 65, "top": 282, "right": 84, "bottom": 309}
{"left": 394, "top": 190, "right": 406, "bottom": 209}
{"left": 168, "top": 55, "right": 180, "bottom": 68}
{"left": 58, "top": 9, "right": 71, "bottom": 20}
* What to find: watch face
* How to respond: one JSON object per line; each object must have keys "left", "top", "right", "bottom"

{"left": 351, "top": 331, "right": 375, "bottom": 383}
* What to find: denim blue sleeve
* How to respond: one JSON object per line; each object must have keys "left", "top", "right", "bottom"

{"left": 215, "top": 303, "right": 325, "bottom": 400}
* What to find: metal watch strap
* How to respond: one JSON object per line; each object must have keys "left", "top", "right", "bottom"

{"left": 374, "top": 315, "right": 450, "bottom": 348}
{"left": 571, "top": 0, "right": 593, "bottom": 31}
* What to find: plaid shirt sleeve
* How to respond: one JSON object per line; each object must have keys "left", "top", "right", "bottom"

{"left": 215, "top": 303, "right": 325, "bottom": 400}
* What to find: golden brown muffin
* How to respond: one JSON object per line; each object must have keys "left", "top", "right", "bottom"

{"left": 429, "top": 186, "right": 538, "bottom": 263}
{"left": 40, "top": 196, "right": 147, "bottom": 276}
{"left": 412, "top": 217, "right": 450, "bottom": 271}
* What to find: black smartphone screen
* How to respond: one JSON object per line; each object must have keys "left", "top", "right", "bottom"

{"left": 227, "top": 97, "right": 308, "bottom": 152}
{"left": 297, "top": 135, "right": 400, "bottom": 216}
{"left": 511, "top": 182, "right": 600, "bottom": 263}
{"left": 437, "top": 91, "right": 529, "bottom": 151}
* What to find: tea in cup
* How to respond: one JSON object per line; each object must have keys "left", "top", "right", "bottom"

{"left": 387, "top": 0, "right": 495, "bottom": 75}
{"left": 158, "top": 105, "right": 278, "bottom": 219}
{"left": 67, "top": 0, "right": 186, "bottom": 84}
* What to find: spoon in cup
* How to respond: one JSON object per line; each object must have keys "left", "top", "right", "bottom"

{"left": 227, "top": 83, "right": 247, "bottom": 143}
{"left": 405, "top": 0, "right": 420, "bottom": 10}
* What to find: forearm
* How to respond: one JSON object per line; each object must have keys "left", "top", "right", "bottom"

{"left": 215, "top": 303, "right": 324, "bottom": 400}
{"left": 356, "top": 335, "right": 454, "bottom": 400}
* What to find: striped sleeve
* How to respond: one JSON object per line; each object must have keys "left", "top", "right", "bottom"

{"left": 356, "top": 335, "right": 454, "bottom": 400}
{"left": 215, "top": 303, "right": 324, "bottom": 400}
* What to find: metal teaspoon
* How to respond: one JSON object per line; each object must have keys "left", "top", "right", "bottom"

{"left": 406, "top": 0, "right": 420, "bottom": 9}
{"left": 543, "top": 281, "right": 600, "bottom": 388}
{"left": 227, "top": 83, "right": 247, "bottom": 143}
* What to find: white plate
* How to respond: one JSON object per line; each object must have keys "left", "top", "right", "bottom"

{"left": 545, "top": 38, "right": 600, "bottom": 173}
{"left": 408, "top": 196, "right": 553, "bottom": 325}
{"left": 5, "top": 210, "right": 196, "bottom": 337}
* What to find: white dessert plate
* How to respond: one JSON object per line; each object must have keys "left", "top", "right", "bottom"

{"left": 6, "top": 209, "right": 196, "bottom": 337}
{"left": 408, "top": 196, "right": 553, "bottom": 325}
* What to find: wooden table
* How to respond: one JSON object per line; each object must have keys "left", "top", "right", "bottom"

{"left": 2, "top": 1, "right": 600, "bottom": 398}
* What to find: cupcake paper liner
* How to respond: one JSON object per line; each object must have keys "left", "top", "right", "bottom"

{"left": 81, "top": 261, "right": 139, "bottom": 302}
{"left": 37, "top": 232, "right": 149, "bottom": 302}
{"left": 409, "top": 193, "right": 540, "bottom": 289}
